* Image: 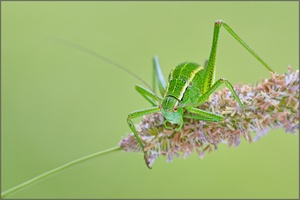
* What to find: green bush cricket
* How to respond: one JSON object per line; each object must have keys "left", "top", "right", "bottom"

{"left": 51, "top": 20, "right": 274, "bottom": 169}
{"left": 127, "top": 20, "right": 274, "bottom": 168}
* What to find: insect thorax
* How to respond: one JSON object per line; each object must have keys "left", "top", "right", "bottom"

{"left": 165, "top": 62, "right": 204, "bottom": 105}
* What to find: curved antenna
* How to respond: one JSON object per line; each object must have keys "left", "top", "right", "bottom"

{"left": 46, "top": 37, "right": 162, "bottom": 106}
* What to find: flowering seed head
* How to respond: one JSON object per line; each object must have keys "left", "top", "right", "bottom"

{"left": 119, "top": 67, "right": 299, "bottom": 168}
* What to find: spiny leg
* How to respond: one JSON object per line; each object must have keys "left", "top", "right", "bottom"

{"left": 202, "top": 20, "right": 274, "bottom": 94}
{"left": 153, "top": 56, "right": 167, "bottom": 97}
{"left": 221, "top": 21, "right": 274, "bottom": 72}
{"left": 127, "top": 107, "right": 161, "bottom": 151}
{"left": 135, "top": 84, "right": 162, "bottom": 106}
{"left": 127, "top": 107, "right": 160, "bottom": 168}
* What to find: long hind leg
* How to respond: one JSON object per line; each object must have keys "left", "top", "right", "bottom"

{"left": 201, "top": 20, "right": 274, "bottom": 95}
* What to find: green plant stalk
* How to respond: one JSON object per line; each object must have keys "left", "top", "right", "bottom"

{"left": 1, "top": 146, "right": 122, "bottom": 198}
{"left": 3, "top": 68, "right": 298, "bottom": 197}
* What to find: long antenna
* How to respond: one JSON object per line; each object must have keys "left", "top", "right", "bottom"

{"left": 46, "top": 37, "right": 161, "bottom": 105}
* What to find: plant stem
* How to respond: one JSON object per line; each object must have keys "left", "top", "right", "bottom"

{"left": 1, "top": 146, "right": 122, "bottom": 198}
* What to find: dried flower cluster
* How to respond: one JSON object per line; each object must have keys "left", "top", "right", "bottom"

{"left": 119, "top": 67, "right": 299, "bottom": 168}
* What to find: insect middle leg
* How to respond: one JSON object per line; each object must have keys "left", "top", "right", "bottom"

{"left": 184, "top": 107, "right": 224, "bottom": 122}
{"left": 197, "top": 77, "right": 244, "bottom": 108}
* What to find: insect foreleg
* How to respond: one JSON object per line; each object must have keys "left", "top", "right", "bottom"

{"left": 127, "top": 107, "right": 160, "bottom": 152}
{"left": 135, "top": 85, "right": 162, "bottom": 106}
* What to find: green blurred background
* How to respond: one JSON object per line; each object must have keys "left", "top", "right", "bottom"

{"left": 2, "top": 2, "right": 298, "bottom": 199}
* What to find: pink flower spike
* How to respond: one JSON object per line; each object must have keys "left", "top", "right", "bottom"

{"left": 119, "top": 67, "right": 299, "bottom": 168}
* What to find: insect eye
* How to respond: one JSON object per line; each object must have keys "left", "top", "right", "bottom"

{"left": 173, "top": 107, "right": 178, "bottom": 112}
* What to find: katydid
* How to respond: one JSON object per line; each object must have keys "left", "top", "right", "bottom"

{"left": 127, "top": 20, "right": 273, "bottom": 160}
{"left": 50, "top": 20, "right": 274, "bottom": 169}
